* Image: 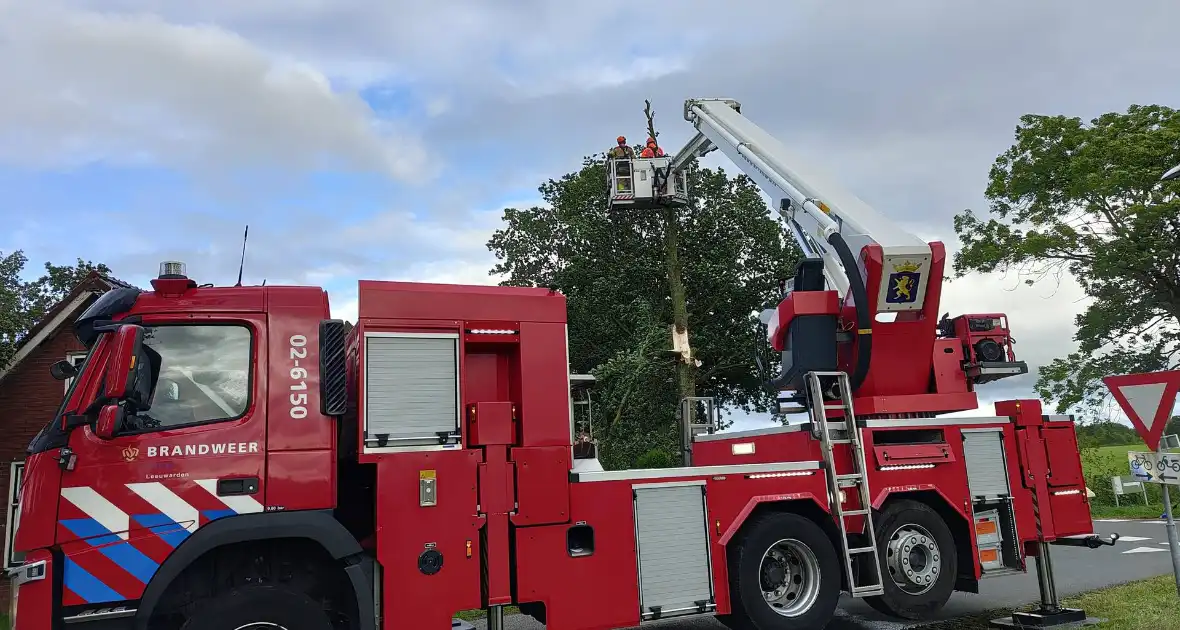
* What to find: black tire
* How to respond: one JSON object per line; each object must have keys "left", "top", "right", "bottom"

{"left": 863, "top": 500, "right": 958, "bottom": 620}
{"left": 180, "top": 585, "right": 335, "bottom": 630}
{"left": 722, "top": 511, "right": 841, "bottom": 630}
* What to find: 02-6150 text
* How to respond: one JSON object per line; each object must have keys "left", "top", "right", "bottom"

{"left": 289, "top": 334, "right": 309, "bottom": 419}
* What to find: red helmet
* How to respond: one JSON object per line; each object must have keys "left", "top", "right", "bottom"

{"left": 617, "top": 136, "right": 627, "bottom": 144}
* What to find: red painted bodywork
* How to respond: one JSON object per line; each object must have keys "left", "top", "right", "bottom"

{"left": 769, "top": 290, "right": 841, "bottom": 351}
{"left": 10, "top": 549, "right": 53, "bottom": 630}
{"left": 11, "top": 284, "right": 338, "bottom": 614}
{"left": 7, "top": 267, "right": 1094, "bottom": 630}
{"left": 854, "top": 244, "right": 946, "bottom": 398}
{"left": 769, "top": 241, "right": 995, "bottom": 417}
{"left": 946, "top": 313, "right": 1018, "bottom": 364}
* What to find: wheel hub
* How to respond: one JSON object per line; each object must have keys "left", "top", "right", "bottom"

{"left": 759, "top": 539, "right": 822, "bottom": 618}
{"left": 885, "top": 525, "right": 940, "bottom": 595}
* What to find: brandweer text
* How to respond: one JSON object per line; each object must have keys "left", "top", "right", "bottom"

{"left": 147, "top": 442, "right": 260, "bottom": 457}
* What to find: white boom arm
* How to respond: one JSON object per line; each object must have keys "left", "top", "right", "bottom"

{"left": 671, "top": 98, "right": 931, "bottom": 300}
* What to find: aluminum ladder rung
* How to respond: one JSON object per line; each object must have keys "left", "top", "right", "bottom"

{"left": 805, "top": 370, "right": 884, "bottom": 597}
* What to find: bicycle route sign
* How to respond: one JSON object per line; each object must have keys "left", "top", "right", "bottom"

{"left": 1128, "top": 451, "right": 1180, "bottom": 485}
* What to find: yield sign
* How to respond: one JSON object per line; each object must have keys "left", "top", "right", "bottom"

{"left": 1103, "top": 370, "right": 1180, "bottom": 451}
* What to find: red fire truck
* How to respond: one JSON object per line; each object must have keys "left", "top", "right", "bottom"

{"left": 9, "top": 98, "right": 1115, "bottom": 630}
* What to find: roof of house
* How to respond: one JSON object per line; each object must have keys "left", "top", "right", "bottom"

{"left": 0, "top": 272, "right": 137, "bottom": 386}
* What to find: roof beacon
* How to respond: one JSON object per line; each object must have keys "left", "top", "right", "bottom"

{"left": 152, "top": 260, "right": 196, "bottom": 296}
{"left": 158, "top": 261, "right": 188, "bottom": 280}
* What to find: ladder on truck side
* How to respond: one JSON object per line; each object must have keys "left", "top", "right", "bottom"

{"left": 804, "top": 371, "right": 884, "bottom": 597}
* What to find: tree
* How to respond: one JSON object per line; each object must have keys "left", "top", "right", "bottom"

{"left": 1074, "top": 420, "right": 1141, "bottom": 449}
{"left": 487, "top": 156, "right": 800, "bottom": 469}
{"left": 0, "top": 250, "right": 111, "bottom": 367}
{"left": 952, "top": 104, "right": 1180, "bottom": 413}
{"left": 1166, "top": 416, "right": 1180, "bottom": 441}
{"left": 642, "top": 99, "right": 697, "bottom": 421}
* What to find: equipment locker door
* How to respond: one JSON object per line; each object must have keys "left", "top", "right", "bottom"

{"left": 633, "top": 481, "right": 715, "bottom": 620}
{"left": 55, "top": 314, "right": 267, "bottom": 607}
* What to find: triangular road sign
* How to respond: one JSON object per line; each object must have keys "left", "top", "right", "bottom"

{"left": 1103, "top": 370, "right": 1180, "bottom": 451}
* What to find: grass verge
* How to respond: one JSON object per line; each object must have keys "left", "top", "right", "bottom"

{"left": 1083, "top": 442, "right": 1176, "bottom": 519}
{"left": 1090, "top": 503, "right": 1166, "bottom": 520}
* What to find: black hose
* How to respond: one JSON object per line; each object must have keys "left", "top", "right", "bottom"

{"left": 827, "top": 232, "right": 872, "bottom": 392}
{"left": 764, "top": 234, "right": 873, "bottom": 395}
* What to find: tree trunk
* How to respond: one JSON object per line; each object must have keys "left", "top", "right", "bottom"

{"left": 663, "top": 205, "right": 696, "bottom": 402}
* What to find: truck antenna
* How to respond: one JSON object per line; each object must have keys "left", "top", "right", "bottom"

{"left": 235, "top": 225, "right": 249, "bottom": 287}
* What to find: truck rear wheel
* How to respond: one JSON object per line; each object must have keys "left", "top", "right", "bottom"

{"left": 179, "top": 585, "right": 335, "bottom": 630}
{"left": 723, "top": 512, "right": 840, "bottom": 630}
{"left": 864, "top": 500, "right": 957, "bottom": 620}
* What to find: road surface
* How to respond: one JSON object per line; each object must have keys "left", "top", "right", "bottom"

{"left": 469, "top": 519, "right": 1175, "bottom": 629}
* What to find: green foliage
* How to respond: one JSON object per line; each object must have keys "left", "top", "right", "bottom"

{"left": 952, "top": 104, "right": 1180, "bottom": 413}
{"left": 1166, "top": 415, "right": 1180, "bottom": 438}
{"left": 0, "top": 251, "right": 110, "bottom": 367}
{"left": 586, "top": 299, "right": 680, "bottom": 470}
{"left": 635, "top": 449, "right": 677, "bottom": 469}
{"left": 1080, "top": 443, "right": 1168, "bottom": 508}
{"left": 1075, "top": 420, "right": 1142, "bottom": 449}
{"left": 487, "top": 156, "right": 800, "bottom": 469}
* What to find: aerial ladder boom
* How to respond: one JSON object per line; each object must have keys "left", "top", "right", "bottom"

{"left": 606, "top": 97, "right": 1026, "bottom": 411}
{"left": 613, "top": 97, "right": 1028, "bottom": 411}
{"left": 671, "top": 98, "right": 933, "bottom": 305}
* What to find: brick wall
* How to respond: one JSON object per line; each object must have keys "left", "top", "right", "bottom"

{"left": 0, "top": 319, "right": 87, "bottom": 603}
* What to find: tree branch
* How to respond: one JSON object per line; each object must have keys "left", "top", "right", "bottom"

{"left": 644, "top": 99, "right": 659, "bottom": 151}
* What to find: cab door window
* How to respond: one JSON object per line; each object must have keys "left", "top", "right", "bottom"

{"left": 124, "top": 324, "right": 253, "bottom": 433}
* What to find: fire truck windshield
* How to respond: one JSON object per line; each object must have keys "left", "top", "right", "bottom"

{"left": 125, "top": 324, "right": 252, "bottom": 432}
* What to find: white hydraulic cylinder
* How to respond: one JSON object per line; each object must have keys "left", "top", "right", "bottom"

{"left": 678, "top": 98, "right": 932, "bottom": 308}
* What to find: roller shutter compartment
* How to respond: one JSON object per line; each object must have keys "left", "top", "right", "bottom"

{"left": 633, "top": 482, "right": 715, "bottom": 619}
{"left": 961, "top": 429, "right": 1012, "bottom": 499}
{"left": 364, "top": 334, "right": 460, "bottom": 448}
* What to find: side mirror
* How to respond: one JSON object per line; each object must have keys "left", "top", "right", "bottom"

{"left": 49, "top": 359, "right": 79, "bottom": 381}
{"left": 105, "top": 324, "right": 145, "bottom": 401}
{"left": 319, "top": 319, "right": 349, "bottom": 416}
{"left": 95, "top": 405, "right": 124, "bottom": 440}
{"left": 158, "top": 378, "right": 180, "bottom": 402}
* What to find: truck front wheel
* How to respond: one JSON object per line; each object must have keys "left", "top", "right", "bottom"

{"left": 723, "top": 512, "right": 841, "bottom": 630}
{"left": 180, "top": 585, "right": 335, "bottom": 630}
{"left": 864, "top": 499, "right": 958, "bottom": 620}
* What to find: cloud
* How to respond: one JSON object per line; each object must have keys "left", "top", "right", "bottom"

{"left": 0, "top": 3, "right": 435, "bottom": 182}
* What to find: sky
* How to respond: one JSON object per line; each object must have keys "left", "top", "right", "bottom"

{"left": 3, "top": 0, "right": 1179, "bottom": 434}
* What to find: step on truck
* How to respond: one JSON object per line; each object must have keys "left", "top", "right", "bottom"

{"left": 9, "top": 98, "right": 1114, "bottom": 630}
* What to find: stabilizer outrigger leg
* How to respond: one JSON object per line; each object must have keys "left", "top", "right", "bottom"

{"left": 988, "top": 535, "right": 1117, "bottom": 628}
